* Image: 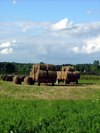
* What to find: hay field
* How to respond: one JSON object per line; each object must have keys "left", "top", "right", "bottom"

{"left": 0, "top": 78, "right": 100, "bottom": 100}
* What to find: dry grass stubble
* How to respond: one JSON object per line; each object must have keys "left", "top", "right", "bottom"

{"left": 0, "top": 79, "right": 100, "bottom": 100}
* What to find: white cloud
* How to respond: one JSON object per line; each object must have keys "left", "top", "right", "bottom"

{"left": 0, "top": 42, "right": 11, "bottom": 48}
{"left": 13, "top": 0, "right": 17, "bottom": 4}
{"left": 12, "top": 40, "right": 17, "bottom": 43}
{"left": 72, "top": 36, "right": 100, "bottom": 54}
{"left": 87, "top": 10, "right": 99, "bottom": 14}
{"left": 12, "top": 0, "right": 20, "bottom": 4}
{"left": 73, "top": 47, "right": 80, "bottom": 53}
{"left": 51, "top": 18, "right": 74, "bottom": 31}
{"left": 0, "top": 40, "right": 17, "bottom": 48}
{"left": 51, "top": 21, "right": 100, "bottom": 38}
{"left": 0, "top": 48, "right": 13, "bottom": 54}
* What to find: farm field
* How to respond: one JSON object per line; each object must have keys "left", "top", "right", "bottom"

{"left": 0, "top": 76, "right": 100, "bottom": 132}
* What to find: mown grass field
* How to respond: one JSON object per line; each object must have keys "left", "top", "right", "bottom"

{"left": 0, "top": 76, "right": 100, "bottom": 133}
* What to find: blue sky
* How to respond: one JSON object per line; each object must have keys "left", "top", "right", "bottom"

{"left": 0, "top": 0, "right": 100, "bottom": 65}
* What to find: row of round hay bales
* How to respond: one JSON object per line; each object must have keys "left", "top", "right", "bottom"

{"left": 13, "top": 75, "right": 34, "bottom": 85}
{"left": 0, "top": 74, "right": 34, "bottom": 85}
{"left": 0, "top": 74, "right": 14, "bottom": 81}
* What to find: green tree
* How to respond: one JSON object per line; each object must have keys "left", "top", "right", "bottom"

{"left": 91, "top": 60, "right": 99, "bottom": 71}
{"left": 5, "top": 63, "right": 15, "bottom": 73}
{"left": 75, "top": 64, "right": 80, "bottom": 71}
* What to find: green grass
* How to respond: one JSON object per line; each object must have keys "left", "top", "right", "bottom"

{"left": 1, "top": 99, "right": 100, "bottom": 133}
{"left": 1, "top": 77, "right": 100, "bottom": 132}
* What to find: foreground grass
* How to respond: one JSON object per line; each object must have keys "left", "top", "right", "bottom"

{"left": 0, "top": 99, "right": 100, "bottom": 133}
{"left": 1, "top": 77, "right": 100, "bottom": 132}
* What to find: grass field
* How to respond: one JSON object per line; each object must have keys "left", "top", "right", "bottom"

{"left": 0, "top": 76, "right": 100, "bottom": 133}
{"left": 0, "top": 78, "right": 100, "bottom": 100}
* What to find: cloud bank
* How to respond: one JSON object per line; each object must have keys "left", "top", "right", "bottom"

{"left": 0, "top": 18, "right": 100, "bottom": 64}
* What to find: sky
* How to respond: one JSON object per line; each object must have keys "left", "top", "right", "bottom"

{"left": 0, "top": 0, "right": 100, "bottom": 65}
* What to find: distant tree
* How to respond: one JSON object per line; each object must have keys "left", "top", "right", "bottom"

{"left": 56, "top": 65, "right": 61, "bottom": 71}
{"left": 91, "top": 60, "right": 99, "bottom": 71}
{"left": 75, "top": 64, "right": 80, "bottom": 71}
{"left": 5, "top": 63, "right": 15, "bottom": 73}
{"left": 40, "top": 62, "right": 45, "bottom": 64}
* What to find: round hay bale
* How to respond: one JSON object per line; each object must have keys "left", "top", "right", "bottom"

{"left": 48, "top": 71, "right": 57, "bottom": 76}
{"left": 38, "top": 64, "right": 47, "bottom": 71}
{"left": 5, "top": 75, "right": 14, "bottom": 81}
{"left": 62, "top": 66, "right": 67, "bottom": 71}
{"left": 20, "top": 75, "right": 26, "bottom": 82}
{"left": 64, "top": 71, "right": 74, "bottom": 79}
{"left": 47, "top": 70, "right": 57, "bottom": 79}
{"left": 33, "top": 64, "right": 39, "bottom": 72}
{"left": 36, "top": 70, "right": 47, "bottom": 81}
{"left": 47, "top": 64, "right": 56, "bottom": 71}
{"left": 0, "top": 75, "right": 4, "bottom": 79}
{"left": 2, "top": 75, "right": 8, "bottom": 81}
{"left": 30, "top": 71, "right": 33, "bottom": 78}
{"left": 57, "top": 71, "right": 62, "bottom": 79}
{"left": 24, "top": 76, "right": 34, "bottom": 85}
{"left": 61, "top": 71, "right": 65, "bottom": 79}
{"left": 73, "top": 71, "right": 80, "bottom": 79}
{"left": 1, "top": 75, "right": 4, "bottom": 80}
{"left": 13, "top": 76, "right": 21, "bottom": 84}
{"left": 66, "top": 66, "right": 75, "bottom": 72}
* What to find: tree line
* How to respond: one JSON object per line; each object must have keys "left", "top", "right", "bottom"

{"left": 0, "top": 60, "right": 100, "bottom": 75}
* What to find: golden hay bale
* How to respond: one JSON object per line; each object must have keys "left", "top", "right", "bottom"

{"left": 73, "top": 71, "right": 80, "bottom": 79}
{"left": 5, "top": 75, "right": 14, "bottom": 81}
{"left": 48, "top": 71, "right": 57, "bottom": 76}
{"left": 47, "top": 64, "right": 56, "bottom": 71}
{"left": 57, "top": 71, "right": 62, "bottom": 79}
{"left": 62, "top": 66, "right": 75, "bottom": 72}
{"left": 20, "top": 75, "right": 26, "bottom": 82}
{"left": 47, "top": 71, "right": 57, "bottom": 80}
{"left": 0, "top": 75, "right": 4, "bottom": 79}
{"left": 30, "top": 71, "right": 36, "bottom": 79}
{"left": 32, "top": 64, "right": 39, "bottom": 72}
{"left": 33, "top": 64, "right": 47, "bottom": 72}
{"left": 62, "top": 66, "right": 67, "bottom": 71}
{"left": 35, "top": 70, "right": 47, "bottom": 81}
{"left": 61, "top": 71, "right": 65, "bottom": 79}
{"left": 24, "top": 76, "right": 34, "bottom": 85}
{"left": 13, "top": 76, "right": 21, "bottom": 84}
{"left": 64, "top": 71, "right": 74, "bottom": 79}
{"left": 66, "top": 66, "right": 75, "bottom": 72}
{"left": 38, "top": 64, "right": 47, "bottom": 71}
{"left": 30, "top": 71, "right": 33, "bottom": 77}
{"left": 1, "top": 75, "right": 5, "bottom": 80}
{"left": 2, "top": 75, "right": 8, "bottom": 81}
